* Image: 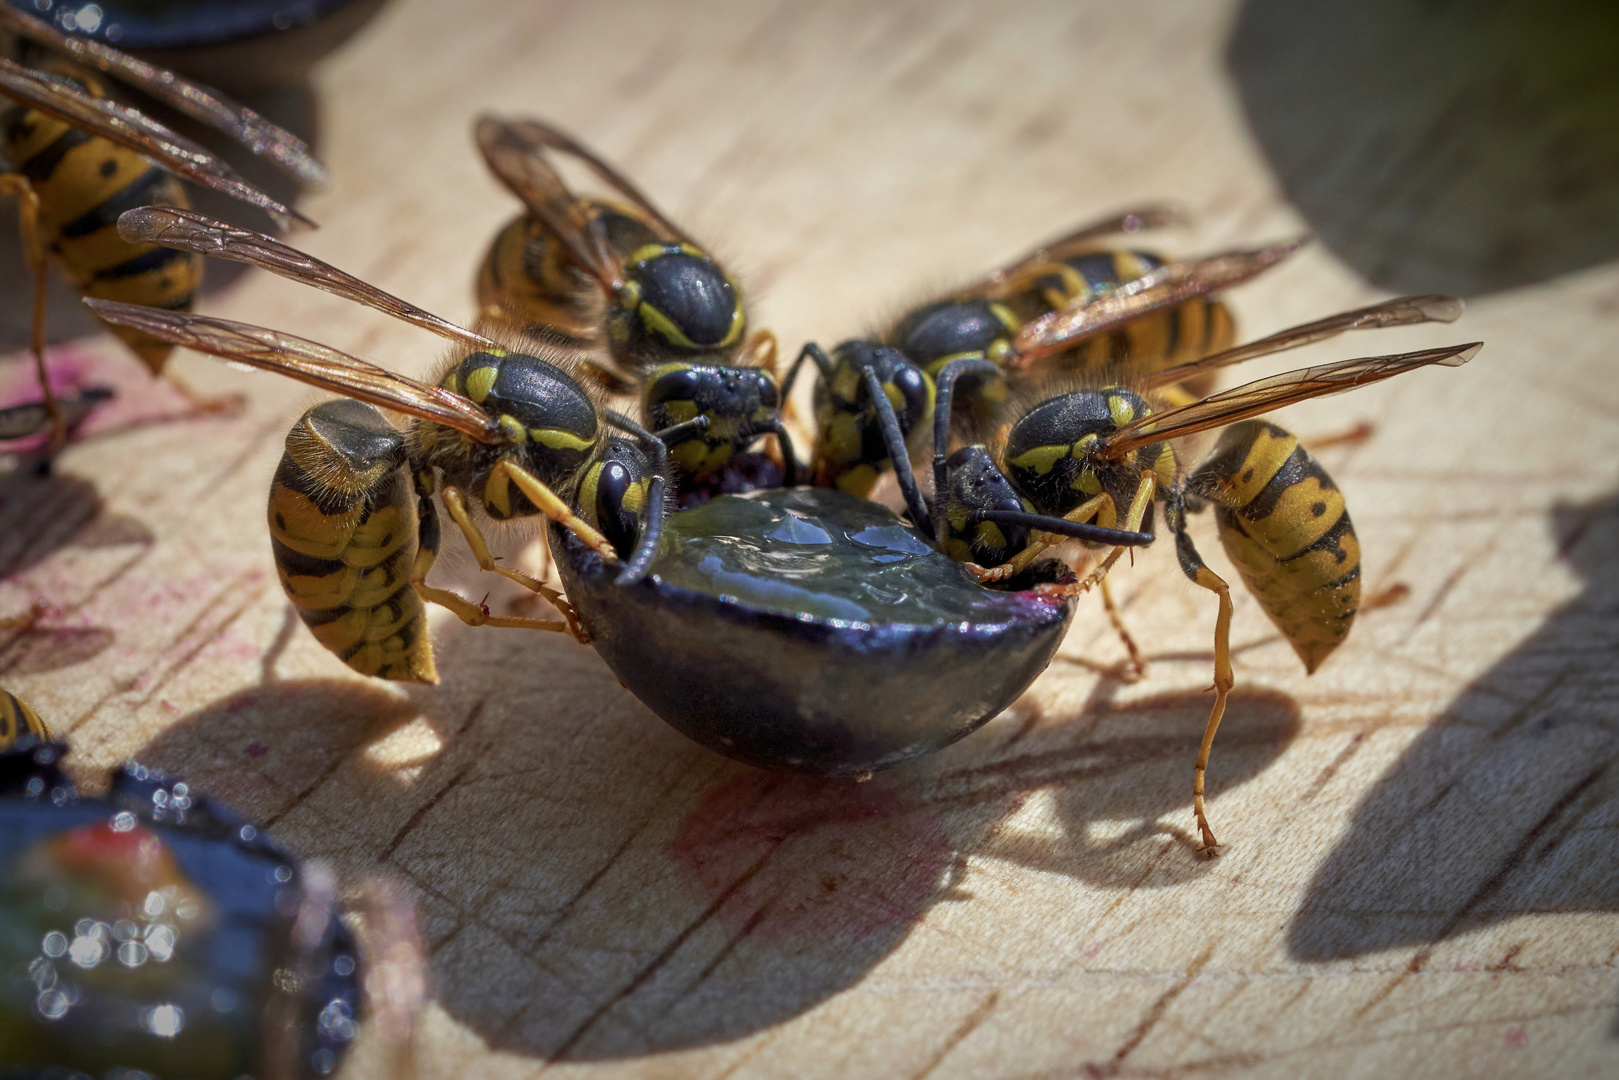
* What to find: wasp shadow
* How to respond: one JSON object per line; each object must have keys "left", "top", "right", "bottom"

{"left": 1226, "top": 0, "right": 1619, "bottom": 295}
{"left": 0, "top": 467, "right": 150, "bottom": 675}
{"left": 1287, "top": 489, "right": 1619, "bottom": 1000}
{"left": 123, "top": 609, "right": 930, "bottom": 1061}
{"left": 131, "top": 597, "right": 1304, "bottom": 1061}
{"left": 922, "top": 681, "right": 1302, "bottom": 891}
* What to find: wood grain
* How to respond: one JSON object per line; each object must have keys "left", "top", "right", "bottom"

{"left": 2, "top": 2, "right": 1616, "bottom": 1078}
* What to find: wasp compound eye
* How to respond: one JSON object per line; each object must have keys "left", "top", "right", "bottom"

{"left": 635, "top": 251, "right": 737, "bottom": 348}
{"left": 642, "top": 363, "right": 705, "bottom": 408}
{"left": 892, "top": 363, "right": 932, "bottom": 432}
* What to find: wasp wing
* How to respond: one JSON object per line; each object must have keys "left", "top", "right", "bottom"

{"left": 0, "top": 7, "right": 327, "bottom": 189}
{"left": 83, "top": 299, "right": 501, "bottom": 443}
{"left": 475, "top": 115, "right": 631, "bottom": 293}
{"left": 1138, "top": 295, "right": 1465, "bottom": 392}
{"left": 118, "top": 207, "right": 497, "bottom": 352}
{"left": 1100, "top": 342, "right": 1482, "bottom": 459}
{"left": 483, "top": 114, "right": 691, "bottom": 243}
{"left": 0, "top": 59, "right": 309, "bottom": 228}
{"left": 963, "top": 206, "right": 1185, "bottom": 299}
{"left": 1007, "top": 238, "right": 1304, "bottom": 369}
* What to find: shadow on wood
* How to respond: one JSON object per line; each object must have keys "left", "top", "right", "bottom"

{"left": 0, "top": 465, "right": 150, "bottom": 675}
{"left": 1287, "top": 487, "right": 1619, "bottom": 997}
{"left": 1227, "top": 0, "right": 1619, "bottom": 296}
{"left": 924, "top": 684, "right": 1301, "bottom": 889}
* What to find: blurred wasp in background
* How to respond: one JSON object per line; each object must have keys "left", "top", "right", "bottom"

{"left": 475, "top": 116, "right": 796, "bottom": 494}
{"left": 91, "top": 207, "right": 694, "bottom": 683}
{"left": 915, "top": 293, "right": 1476, "bottom": 852}
{"left": 781, "top": 207, "right": 1301, "bottom": 533}
{"left": 0, "top": 6, "right": 320, "bottom": 441}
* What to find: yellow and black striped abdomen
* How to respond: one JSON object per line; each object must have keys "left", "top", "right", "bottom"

{"left": 0, "top": 688, "right": 51, "bottom": 749}
{"left": 1190, "top": 420, "right": 1360, "bottom": 673}
{"left": 2, "top": 77, "right": 200, "bottom": 374}
{"left": 268, "top": 400, "right": 436, "bottom": 683}
{"left": 1033, "top": 249, "right": 1235, "bottom": 383}
{"left": 476, "top": 212, "right": 599, "bottom": 341}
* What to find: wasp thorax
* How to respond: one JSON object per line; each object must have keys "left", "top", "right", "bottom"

{"left": 626, "top": 246, "right": 741, "bottom": 352}
{"left": 440, "top": 349, "right": 598, "bottom": 483}
{"left": 1003, "top": 388, "right": 1153, "bottom": 516}
{"left": 889, "top": 299, "right": 1017, "bottom": 368}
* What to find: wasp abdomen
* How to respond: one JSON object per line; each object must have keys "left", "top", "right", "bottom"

{"left": 1040, "top": 249, "right": 1235, "bottom": 379}
{"left": 2, "top": 69, "right": 200, "bottom": 373}
{"left": 0, "top": 688, "right": 50, "bottom": 748}
{"left": 268, "top": 400, "right": 436, "bottom": 683}
{"left": 1191, "top": 420, "right": 1360, "bottom": 673}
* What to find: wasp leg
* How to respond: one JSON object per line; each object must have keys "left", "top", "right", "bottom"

{"left": 160, "top": 370, "right": 247, "bottom": 417}
{"left": 742, "top": 328, "right": 780, "bottom": 381}
{"left": 968, "top": 490, "right": 1116, "bottom": 583}
{"left": 1068, "top": 472, "right": 1157, "bottom": 595}
{"left": 1165, "top": 490, "right": 1234, "bottom": 857}
{"left": 488, "top": 459, "right": 618, "bottom": 561}
{"left": 408, "top": 495, "right": 582, "bottom": 640}
{"left": 438, "top": 484, "right": 587, "bottom": 641}
{"left": 0, "top": 174, "right": 58, "bottom": 447}
{"left": 1100, "top": 576, "right": 1145, "bottom": 679}
{"left": 1304, "top": 420, "right": 1375, "bottom": 451}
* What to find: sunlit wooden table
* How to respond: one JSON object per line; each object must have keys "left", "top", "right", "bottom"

{"left": 2, "top": 1, "right": 1615, "bottom": 1077}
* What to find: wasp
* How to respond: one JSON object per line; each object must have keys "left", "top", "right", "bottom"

{"left": 90, "top": 206, "right": 689, "bottom": 683}
{"left": 0, "top": 6, "right": 320, "bottom": 440}
{"left": 781, "top": 209, "right": 1300, "bottom": 532}
{"left": 0, "top": 686, "right": 48, "bottom": 745}
{"left": 474, "top": 116, "right": 796, "bottom": 492}
{"left": 914, "top": 294, "right": 1478, "bottom": 852}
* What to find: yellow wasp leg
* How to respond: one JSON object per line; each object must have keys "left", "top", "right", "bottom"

{"left": 440, "top": 484, "right": 586, "bottom": 641}
{"left": 967, "top": 491, "right": 1114, "bottom": 583}
{"left": 488, "top": 459, "right": 619, "bottom": 561}
{"left": 1069, "top": 471, "right": 1156, "bottom": 595}
{"left": 0, "top": 174, "right": 57, "bottom": 446}
{"left": 158, "top": 370, "right": 246, "bottom": 416}
{"left": 1100, "top": 576, "right": 1145, "bottom": 678}
{"left": 408, "top": 533, "right": 579, "bottom": 638}
{"left": 742, "top": 328, "right": 780, "bottom": 380}
{"left": 1169, "top": 520, "right": 1234, "bottom": 857}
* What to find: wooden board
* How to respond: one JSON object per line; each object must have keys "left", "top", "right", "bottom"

{"left": 3, "top": 1, "right": 1617, "bottom": 1077}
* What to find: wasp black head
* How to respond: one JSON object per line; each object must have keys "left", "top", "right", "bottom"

{"left": 1002, "top": 387, "right": 1158, "bottom": 516}
{"left": 642, "top": 361, "right": 782, "bottom": 480}
{"left": 613, "top": 243, "right": 743, "bottom": 362}
{"left": 941, "top": 445, "right": 1031, "bottom": 567}
{"left": 810, "top": 340, "right": 935, "bottom": 495}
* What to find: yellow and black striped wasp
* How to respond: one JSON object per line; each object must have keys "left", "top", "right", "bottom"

{"left": 0, "top": 6, "right": 319, "bottom": 439}
{"left": 915, "top": 294, "right": 1478, "bottom": 853}
{"left": 781, "top": 208, "right": 1300, "bottom": 533}
{"left": 475, "top": 116, "right": 797, "bottom": 492}
{"left": 89, "top": 207, "right": 693, "bottom": 683}
{"left": 0, "top": 685, "right": 49, "bottom": 747}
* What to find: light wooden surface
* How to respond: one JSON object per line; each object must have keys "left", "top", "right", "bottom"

{"left": 3, "top": 2, "right": 1617, "bottom": 1077}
